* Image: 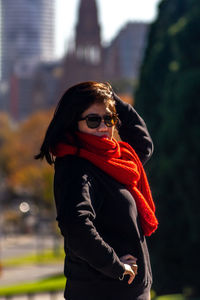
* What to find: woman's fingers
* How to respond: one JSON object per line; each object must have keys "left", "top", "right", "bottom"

{"left": 131, "top": 263, "right": 138, "bottom": 275}
{"left": 124, "top": 263, "right": 136, "bottom": 285}
{"left": 120, "top": 254, "right": 138, "bottom": 284}
{"left": 128, "top": 272, "right": 135, "bottom": 284}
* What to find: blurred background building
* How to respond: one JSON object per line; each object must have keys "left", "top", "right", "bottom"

{"left": 1, "top": 0, "right": 55, "bottom": 80}
{"left": 0, "top": 0, "right": 55, "bottom": 119}
{"left": 60, "top": 0, "right": 103, "bottom": 91}
{"left": 0, "top": 0, "right": 149, "bottom": 120}
{"left": 103, "top": 22, "right": 149, "bottom": 85}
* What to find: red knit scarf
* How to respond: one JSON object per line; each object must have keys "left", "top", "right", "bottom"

{"left": 52, "top": 132, "right": 158, "bottom": 236}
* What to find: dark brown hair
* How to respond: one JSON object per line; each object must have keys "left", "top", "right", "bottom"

{"left": 35, "top": 81, "right": 116, "bottom": 164}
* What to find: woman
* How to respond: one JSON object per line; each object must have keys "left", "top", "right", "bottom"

{"left": 35, "top": 81, "right": 158, "bottom": 300}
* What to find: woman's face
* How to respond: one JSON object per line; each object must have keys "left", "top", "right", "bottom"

{"left": 78, "top": 103, "right": 115, "bottom": 139}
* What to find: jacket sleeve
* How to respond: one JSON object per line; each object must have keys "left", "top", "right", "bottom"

{"left": 54, "top": 160, "right": 125, "bottom": 279}
{"left": 114, "top": 93, "right": 154, "bottom": 165}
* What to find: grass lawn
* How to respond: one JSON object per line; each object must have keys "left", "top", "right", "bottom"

{"left": 155, "top": 294, "right": 184, "bottom": 300}
{"left": 0, "top": 274, "right": 66, "bottom": 296}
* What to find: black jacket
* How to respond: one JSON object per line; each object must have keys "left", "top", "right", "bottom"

{"left": 54, "top": 96, "right": 154, "bottom": 299}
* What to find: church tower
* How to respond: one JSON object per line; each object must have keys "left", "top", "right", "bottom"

{"left": 61, "top": 0, "right": 103, "bottom": 91}
{"left": 75, "top": 0, "right": 102, "bottom": 64}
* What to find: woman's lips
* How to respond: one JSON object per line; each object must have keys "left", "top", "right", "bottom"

{"left": 99, "top": 134, "right": 109, "bottom": 138}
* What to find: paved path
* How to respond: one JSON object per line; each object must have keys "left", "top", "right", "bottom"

{"left": 0, "top": 263, "right": 63, "bottom": 286}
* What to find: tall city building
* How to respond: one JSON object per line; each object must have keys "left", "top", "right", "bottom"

{"left": 0, "top": 0, "right": 55, "bottom": 80}
{"left": 0, "top": 0, "right": 55, "bottom": 119}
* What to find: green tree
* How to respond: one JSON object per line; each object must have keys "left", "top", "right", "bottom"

{"left": 135, "top": 0, "right": 200, "bottom": 295}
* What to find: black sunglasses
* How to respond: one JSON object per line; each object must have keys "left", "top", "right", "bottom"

{"left": 79, "top": 113, "right": 118, "bottom": 129}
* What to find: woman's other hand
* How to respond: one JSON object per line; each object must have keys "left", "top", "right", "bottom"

{"left": 123, "top": 263, "right": 136, "bottom": 284}
{"left": 120, "top": 254, "right": 138, "bottom": 281}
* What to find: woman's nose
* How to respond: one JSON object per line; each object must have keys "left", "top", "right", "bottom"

{"left": 98, "top": 120, "right": 108, "bottom": 131}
